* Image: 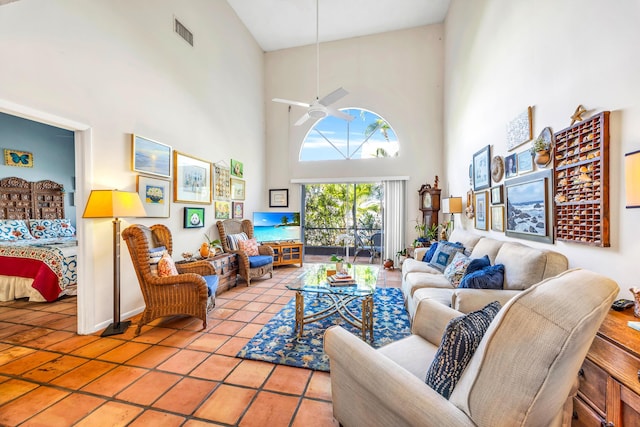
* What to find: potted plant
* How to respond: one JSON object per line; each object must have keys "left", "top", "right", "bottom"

{"left": 330, "top": 254, "right": 351, "bottom": 272}
{"left": 530, "top": 137, "right": 551, "bottom": 166}
{"left": 202, "top": 233, "right": 223, "bottom": 258}
{"left": 395, "top": 248, "right": 408, "bottom": 266}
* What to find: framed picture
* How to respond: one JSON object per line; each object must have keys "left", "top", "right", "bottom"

{"left": 505, "top": 153, "right": 517, "bottom": 178}
{"left": 232, "top": 201, "right": 244, "bottom": 219}
{"left": 490, "top": 185, "right": 503, "bottom": 205}
{"left": 183, "top": 207, "right": 205, "bottom": 228}
{"left": 230, "top": 178, "right": 245, "bottom": 200}
{"left": 173, "top": 151, "right": 212, "bottom": 204}
{"left": 213, "top": 164, "right": 230, "bottom": 200}
{"left": 137, "top": 175, "right": 170, "bottom": 218}
{"left": 132, "top": 134, "right": 171, "bottom": 178}
{"left": 517, "top": 150, "right": 534, "bottom": 174}
{"left": 473, "top": 145, "right": 491, "bottom": 191}
{"left": 505, "top": 170, "right": 553, "bottom": 243}
{"left": 4, "top": 149, "right": 33, "bottom": 168}
{"left": 215, "top": 200, "right": 231, "bottom": 219}
{"left": 491, "top": 206, "right": 505, "bottom": 232}
{"left": 506, "top": 106, "right": 532, "bottom": 151}
{"left": 474, "top": 191, "right": 488, "bottom": 230}
{"left": 230, "top": 159, "right": 244, "bottom": 178}
{"left": 269, "top": 189, "right": 289, "bottom": 208}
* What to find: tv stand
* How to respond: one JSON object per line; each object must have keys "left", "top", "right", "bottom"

{"left": 262, "top": 241, "right": 303, "bottom": 267}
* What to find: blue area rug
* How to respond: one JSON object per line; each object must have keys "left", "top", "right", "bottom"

{"left": 236, "top": 287, "right": 411, "bottom": 372}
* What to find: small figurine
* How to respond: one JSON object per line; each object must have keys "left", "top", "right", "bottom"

{"left": 383, "top": 258, "right": 395, "bottom": 270}
{"left": 434, "top": 175, "right": 439, "bottom": 189}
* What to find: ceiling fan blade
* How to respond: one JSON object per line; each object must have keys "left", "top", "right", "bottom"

{"left": 294, "top": 112, "right": 311, "bottom": 126}
{"left": 272, "top": 98, "right": 311, "bottom": 108}
{"left": 318, "top": 87, "right": 348, "bottom": 106}
{"left": 326, "top": 106, "right": 354, "bottom": 122}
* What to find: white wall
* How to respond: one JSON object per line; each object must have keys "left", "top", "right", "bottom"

{"left": 0, "top": 0, "right": 264, "bottom": 333}
{"left": 265, "top": 25, "right": 445, "bottom": 236}
{"left": 444, "top": 0, "right": 640, "bottom": 297}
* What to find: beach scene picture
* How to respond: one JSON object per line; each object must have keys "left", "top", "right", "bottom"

{"left": 506, "top": 177, "right": 547, "bottom": 235}
{"left": 253, "top": 212, "right": 301, "bottom": 242}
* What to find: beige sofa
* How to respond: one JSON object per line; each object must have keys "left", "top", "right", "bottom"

{"left": 402, "top": 229, "right": 569, "bottom": 318}
{"left": 325, "top": 268, "right": 619, "bottom": 427}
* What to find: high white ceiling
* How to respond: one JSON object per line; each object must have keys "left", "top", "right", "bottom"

{"left": 226, "top": 0, "right": 451, "bottom": 52}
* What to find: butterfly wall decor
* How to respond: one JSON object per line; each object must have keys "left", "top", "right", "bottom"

{"left": 4, "top": 149, "right": 33, "bottom": 168}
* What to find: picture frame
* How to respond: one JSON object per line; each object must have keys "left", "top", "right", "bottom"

{"left": 505, "top": 169, "right": 553, "bottom": 243}
{"left": 132, "top": 134, "right": 172, "bottom": 178}
{"left": 183, "top": 207, "right": 205, "bottom": 228}
{"left": 214, "top": 200, "right": 231, "bottom": 219}
{"left": 4, "top": 149, "right": 33, "bottom": 168}
{"left": 173, "top": 151, "right": 212, "bottom": 204}
{"left": 137, "top": 175, "right": 170, "bottom": 218}
{"left": 269, "top": 188, "right": 289, "bottom": 208}
{"left": 474, "top": 191, "right": 488, "bottom": 230}
{"left": 230, "top": 159, "right": 244, "bottom": 178}
{"left": 506, "top": 106, "right": 533, "bottom": 151}
{"left": 232, "top": 201, "right": 244, "bottom": 219}
{"left": 491, "top": 206, "right": 505, "bottom": 232}
{"left": 472, "top": 145, "right": 491, "bottom": 191}
{"left": 490, "top": 185, "right": 504, "bottom": 205}
{"left": 505, "top": 153, "right": 518, "bottom": 178}
{"left": 230, "top": 178, "right": 246, "bottom": 200}
{"left": 213, "top": 163, "right": 231, "bottom": 200}
{"left": 517, "top": 150, "right": 534, "bottom": 174}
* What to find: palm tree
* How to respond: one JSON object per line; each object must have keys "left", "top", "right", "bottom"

{"left": 365, "top": 119, "right": 391, "bottom": 142}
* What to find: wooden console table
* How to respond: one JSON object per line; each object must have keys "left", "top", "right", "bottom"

{"left": 177, "top": 253, "right": 238, "bottom": 294}
{"left": 262, "top": 242, "right": 303, "bottom": 267}
{"left": 573, "top": 308, "right": 640, "bottom": 426}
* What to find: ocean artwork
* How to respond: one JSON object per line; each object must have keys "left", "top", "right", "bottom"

{"left": 506, "top": 178, "right": 546, "bottom": 235}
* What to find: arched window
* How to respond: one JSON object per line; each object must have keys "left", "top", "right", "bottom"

{"left": 300, "top": 108, "right": 399, "bottom": 161}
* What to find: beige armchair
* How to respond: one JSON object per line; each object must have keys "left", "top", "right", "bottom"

{"left": 216, "top": 219, "right": 274, "bottom": 285}
{"left": 325, "top": 268, "right": 618, "bottom": 427}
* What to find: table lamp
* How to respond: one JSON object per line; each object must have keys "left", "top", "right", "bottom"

{"left": 83, "top": 189, "right": 147, "bottom": 336}
{"left": 442, "top": 196, "right": 463, "bottom": 230}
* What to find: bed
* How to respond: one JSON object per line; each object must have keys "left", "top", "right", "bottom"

{"left": 0, "top": 177, "right": 77, "bottom": 302}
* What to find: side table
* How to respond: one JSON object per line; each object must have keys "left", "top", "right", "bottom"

{"left": 178, "top": 253, "right": 238, "bottom": 294}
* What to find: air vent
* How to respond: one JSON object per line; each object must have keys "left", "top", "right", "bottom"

{"left": 174, "top": 18, "right": 193, "bottom": 46}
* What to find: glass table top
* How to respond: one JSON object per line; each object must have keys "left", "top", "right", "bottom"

{"left": 286, "top": 263, "right": 379, "bottom": 296}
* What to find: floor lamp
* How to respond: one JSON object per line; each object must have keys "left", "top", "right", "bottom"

{"left": 83, "top": 189, "right": 147, "bottom": 337}
{"left": 442, "top": 196, "right": 463, "bottom": 234}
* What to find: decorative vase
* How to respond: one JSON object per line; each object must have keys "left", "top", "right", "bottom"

{"left": 199, "top": 242, "right": 210, "bottom": 258}
{"left": 335, "top": 262, "right": 343, "bottom": 273}
{"left": 534, "top": 150, "right": 550, "bottom": 166}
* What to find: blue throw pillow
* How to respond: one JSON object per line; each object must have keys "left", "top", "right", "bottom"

{"left": 422, "top": 242, "right": 439, "bottom": 262}
{"left": 465, "top": 255, "right": 491, "bottom": 276}
{"left": 425, "top": 301, "right": 501, "bottom": 399}
{"left": 459, "top": 264, "right": 505, "bottom": 289}
{"left": 427, "top": 241, "right": 464, "bottom": 272}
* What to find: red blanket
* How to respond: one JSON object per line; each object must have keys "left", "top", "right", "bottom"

{"left": 0, "top": 254, "right": 61, "bottom": 302}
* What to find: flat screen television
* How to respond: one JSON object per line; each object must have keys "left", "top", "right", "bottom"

{"left": 253, "top": 212, "right": 301, "bottom": 242}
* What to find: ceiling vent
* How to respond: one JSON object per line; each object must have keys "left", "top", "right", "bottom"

{"left": 174, "top": 18, "right": 193, "bottom": 46}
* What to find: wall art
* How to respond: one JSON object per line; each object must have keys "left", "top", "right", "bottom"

{"left": 505, "top": 169, "right": 553, "bottom": 243}
{"left": 233, "top": 201, "right": 244, "bottom": 219}
{"left": 137, "top": 175, "right": 170, "bottom": 218}
{"left": 491, "top": 206, "right": 505, "bottom": 232}
{"left": 517, "top": 150, "right": 534, "bottom": 174}
{"left": 269, "top": 189, "right": 289, "bottom": 208}
{"left": 474, "top": 191, "right": 488, "bottom": 230}
{"left": 183, "top": 207, "right": 205, "bottom": 228}
{"left": 231, "top": 177, "right": 245, "bottom": 200}
{"left": 472, "top": 145, "right": 491, "bottom": 191}
{"left": 490, "top": 185, "right": 503, "bottom": 205}
{"left": 173, "top": 151, "right": 212, "bottom": 204}
{"left": 4, "top": 149, "right": 33, "bottom": 168}
{"left": 506, "top": 106, "right": 533, "bottom": 151}
{"left": 230, "top": 159, "right": 244, "bottom": 178}
{"left": 132, "top": 134, "right": 171, "bottom": 178}
{"left": 213, "top": 163, "right": 230, "bottom": 199}
{"left": 215, "top": 200, "right": 231, "bottom": 219}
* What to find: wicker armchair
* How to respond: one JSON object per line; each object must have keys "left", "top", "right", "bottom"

{"left": 216, "top": 219, "right": 274, "bottom": 285}
{"left": 122, "top": 224, "right": 217, "bottom": 335}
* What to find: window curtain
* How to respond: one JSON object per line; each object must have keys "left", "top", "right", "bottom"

{"left": 383, "top": 180, "right": 406, "bottom": 263}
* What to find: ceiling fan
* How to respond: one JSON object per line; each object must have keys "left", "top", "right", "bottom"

{"left": 272, "top": 0, "right": 354, "bottom": 126}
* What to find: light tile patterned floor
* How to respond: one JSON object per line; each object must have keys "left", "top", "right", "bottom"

{"left": 0, "top": 259, "right": 401, "bottom": 426}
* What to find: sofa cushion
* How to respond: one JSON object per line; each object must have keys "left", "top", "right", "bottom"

{"left": 425, "top": 301, "right": 501, "bottom": 399}
{"left": 428, "top": 241, "right": 464, "bottom": 272}
{"left": 447, "top": 229, "right": 483, "bottom": 254}
{"left": 443, "top": 252, "right": 471, "bottom": 286}
{"left": 459, "top": 264, "right": 505, "bottom": 289}
{"left": 494, "top": 242, "right": 546, "bottom": 290}
{"left": 248, "top": 255, "right": 272, "bottom": 268}
{"left": 469, "top": 238, "right": 504, "bottom": 264}
{"left": 422, "top": 243, "right": 439, "bottom": 262}
{"left": 203, "top": 275, "right": 219, "bottom": 297}
{"left": 465, "top": 255, "right": 491, "bottom": 276}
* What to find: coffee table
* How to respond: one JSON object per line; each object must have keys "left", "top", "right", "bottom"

{"left": 286, "top": 263, "right": 379, "bottom": 341}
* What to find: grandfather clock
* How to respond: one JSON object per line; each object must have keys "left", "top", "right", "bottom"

{"left": 418, "top": 182, "right": 441, "bottom": 231}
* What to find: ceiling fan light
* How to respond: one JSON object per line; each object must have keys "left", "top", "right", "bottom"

{"left": 308, "top": 107, "right": 327, "bottom": 119}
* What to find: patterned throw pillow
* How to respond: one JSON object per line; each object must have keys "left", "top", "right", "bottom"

{"left": 459, "top": 264, "right": 505, "bottom": 289}
{"left": 422, "top": 242, "right": 439, "bottom": 262}
{"left": 56, "top": 219, "right": 76, "bottom": 237}
{"left": 443, "top": 252, "right": 472, "bottom": 286}
{"left": 425, "top": 301, "right": 502, "bottom": 399}
{"left": 157, "top": 251, "right": 179, "bottom": 277}
{"left": 0, "top": 219, "right": 34, "bottom": 240}
{"left": 427, "top": 241, "right": 464, "bottom": 272}
{"left": 148, "top": 246, "right": 166, "bottom": 273}
{"left": 29, "top": 219, "right": 76, "bottom": 239}
{"left": 226, "top": 232, "right": 248, "bottom": 251}
{"left": 238, "top": 238, "right": 259, "bottom": 256}
{"left": 465, "top": 255, "right": 491, "bottom": 276}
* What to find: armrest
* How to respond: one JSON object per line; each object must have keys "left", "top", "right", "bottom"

{"left": 412, "top": 299, "right": 463, "bottom": 345}
{"left": 452, "top": 289, "right": 520, "bottom": 313}
{"left": 324, "top": 326, "right": 475, "bottom": 427}
{"left": 258, "top": 245, "right": 274, "bottom": 256}
{"left": 414, "top": 247, "right": 428, "bottom": 260}
{"left": 176, "top": 260, "right": 216, "bottom": 276}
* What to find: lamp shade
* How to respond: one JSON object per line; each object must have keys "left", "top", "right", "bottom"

{"left": 83, "top": 190, "right": 147, "bottom": 218}
{"left": 626, "top": 150, "right": 640, "bottom": 208}
{"left": 442, "top": 196, "right": 463, "bottom": 214}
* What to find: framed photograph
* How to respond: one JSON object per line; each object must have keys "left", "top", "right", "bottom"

{"left": 4, "top": 149, "right": 33, "bottom": 168}
{"left": 517, "top": 150, "right": 534, "bottom": 174}
{"left": 473, "top": 145, "right": 491, "bottom": 191}
{"left": 231, "top": 178, "right": 245, "bottom": 200}
{"left": 505, "top": 170, "right": 553, "bottom": 243}
{"left": 137, "top": 175, "right": 170, "bottom": 218}
{"left": 474, "top": 191, "right": 488, "bottom": 230}
{"left": 491, "top": 206, "right": 505, "bottom": 232}
{"left": 132, "top": 134, "right": 171, "bottom": 178}
{"left": 173, "top": 151, "right": 212, "bottom": 204}
{"left": 505, "top": 153, "right": 518, "bottom": 178}
{"left": 506, "top": 106, "right": 532, "bottom": 151}
{"left": 230, "top": 159, "right": 244, "bottom": 178}
{"left": 215, "top": 200, "right": 231, "bottom": 219}
{"left": 490, "top": 185, "right": 503, "bottom": 205}
{"left": 183, "top": 207, "right": 205, "bottom": 228}
{"left": 213, "top": 164, "right": 230, "bottom": 200}
{"left": 232, "top": 201, "right": 244, "bottom": 219}
{"left": 269, "top": 189, "right": 289, "bottom": 207}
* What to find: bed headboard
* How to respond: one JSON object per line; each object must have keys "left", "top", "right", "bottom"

{"left": 0, "top": 177, "right": 65, "bottom": 220}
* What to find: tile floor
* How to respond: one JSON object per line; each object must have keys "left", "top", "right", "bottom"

{"left": 0, "top": 260, "right": 401, "bottom": 426}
